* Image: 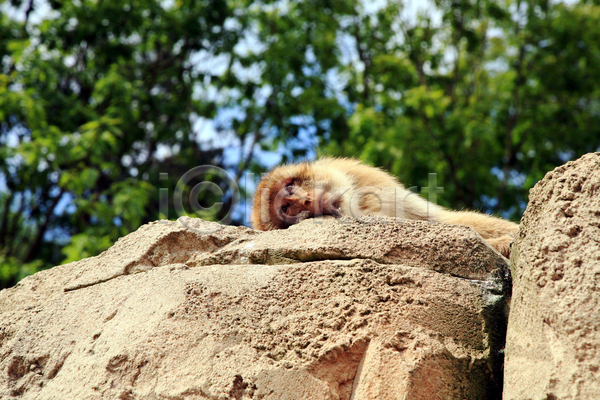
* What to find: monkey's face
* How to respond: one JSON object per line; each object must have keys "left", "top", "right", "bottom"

{"left": 272, "top": 178, "right": 342, "bottom": 226}
{"left": 251, "top": 163, "right": 346, "bottom": 230}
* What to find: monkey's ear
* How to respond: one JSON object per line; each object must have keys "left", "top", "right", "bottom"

{"left": 251, "top": 184, "right": 273, "bottom": 230}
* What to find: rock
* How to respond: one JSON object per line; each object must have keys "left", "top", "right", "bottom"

{"left": 504, "top": 152, "right": 600, "bottom": 399}
{"left": 0, "top": 217, "right": 509, "bottom": 399}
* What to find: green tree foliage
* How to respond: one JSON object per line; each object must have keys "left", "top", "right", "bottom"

{"left": 317, "top": 0, "right": 600, "bottom": 216}
{"left": 2, "top": 0, "right": 600, "bottom": 288}
{"left": 0, "top": 0, "right": 250, "bottom": 287}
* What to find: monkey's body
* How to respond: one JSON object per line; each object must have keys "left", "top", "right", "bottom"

{"left": 251, "top": 158, "right": 518, "bottom": 257}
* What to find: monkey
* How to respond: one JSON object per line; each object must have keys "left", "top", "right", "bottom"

{"left": 251, "top": 157, "right": 519, "bottom": 258}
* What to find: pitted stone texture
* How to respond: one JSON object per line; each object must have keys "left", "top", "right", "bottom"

{"left": 205, "top": 216, "right": 508, "bottom": 282}
{"left": 504, "top": 152, "right": 600, "bottom": 400}
{"left": 0, "top": 217, "right": 508, "bottom": 400}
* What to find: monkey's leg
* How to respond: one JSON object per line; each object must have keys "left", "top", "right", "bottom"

{"left": 437, "top": 210, "right": 519, "bottom": 257}
{"left": 484, "top": 236, "right": 514, "bottom": 258}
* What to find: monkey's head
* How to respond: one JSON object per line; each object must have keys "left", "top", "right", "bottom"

{"left": 251, "top": 160, "right": 354, "bottom": 230}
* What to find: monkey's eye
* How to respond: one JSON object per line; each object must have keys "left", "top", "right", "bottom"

{"left": 285, "top": 183, "right": 295, "bottom": 194}
{"left": 281, "top": 204, "right": 289, "bottom": 214}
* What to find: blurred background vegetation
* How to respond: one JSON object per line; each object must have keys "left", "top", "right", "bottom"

{"left": 1, "top": 0, "right": 599, "bottom": 288}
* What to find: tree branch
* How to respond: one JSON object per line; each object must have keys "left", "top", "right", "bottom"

{"left": 24, "top": 0, "right": 35, "bottom": 25}
{"left": 24, "top": 188, "right": 65, "bottom": 263}
{"left": 0, "top": 192, "right": 15, "bottom": 249}
{"left": 493, "top": 43, "right": 526, "bottom": 212}
{"left": 352, "top": 26, "right": 371, "bottom": 104}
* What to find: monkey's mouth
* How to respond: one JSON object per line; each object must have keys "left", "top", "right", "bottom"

{"left": 291, "top": 194, "right": 341, "bottom": 225}
{"left": 281, "top": 192, "right": 343, "bottom": 226}
{"left": 295, "top": 200, "right": 341, "bottom": 224}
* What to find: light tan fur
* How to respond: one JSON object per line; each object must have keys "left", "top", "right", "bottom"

{"left": 251, "top": 157, "right": 518, "bottom": 257}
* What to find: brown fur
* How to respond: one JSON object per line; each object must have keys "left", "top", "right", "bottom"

{"left": 251, "top": 157, "right": 519, "bottom": 257}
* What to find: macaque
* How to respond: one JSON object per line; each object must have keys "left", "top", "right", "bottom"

{"left": 251, "top": 158, "right": 519, "bottom": 257}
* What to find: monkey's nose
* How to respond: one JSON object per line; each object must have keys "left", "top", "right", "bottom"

{"left": 289, "top": 187, "right": 310, "bottom": 203}
{"left": 290, "top": 194, "right": 311, "bottom": 206}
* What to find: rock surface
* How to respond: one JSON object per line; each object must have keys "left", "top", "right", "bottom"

{"left": 504, "top": 152, "right": 600, "bottom": 399}
{"left": 0, "top": 217, "right": 509, "bottom": 399}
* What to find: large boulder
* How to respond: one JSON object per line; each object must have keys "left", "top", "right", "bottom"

{"left": 0, "top": 217, "right": 509, "bottom": 399}
{"left": 504, "top": 152, "right": 600, "bottom": 399}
